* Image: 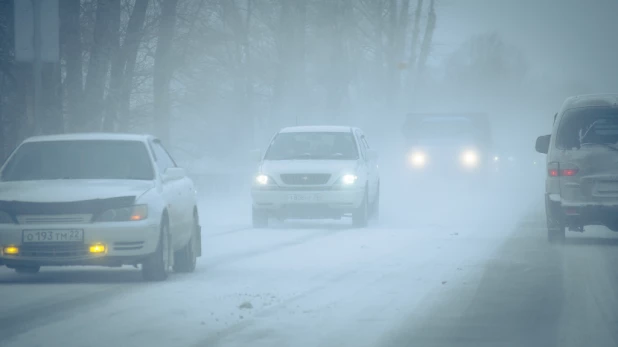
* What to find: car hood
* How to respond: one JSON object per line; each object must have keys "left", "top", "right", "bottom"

{"left": 259, "top": 160, "right": 359, "bottom": 175}
{"left": 0, "top": 180, "right": 155, "bottom": 203}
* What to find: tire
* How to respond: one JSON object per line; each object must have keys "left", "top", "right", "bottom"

{"left": 545, "top": 197, "right": 565, "bottom": 244}
{"left": 352, "top": 189, "right": 369, "bottom": 228}
{"left": 371, "top": 186, "right": 380, "bottom": 220}
{"left": 142, "top": 219, "right": 171, "bottom": 281}
{"left": 173, "top": 212, "right": 199, "bottom": 273}
{"left": 14, "top": 266, "right": 40, "bottom": 274}
{"left": 252, "top": 207, "right": 269, "bottom": 228}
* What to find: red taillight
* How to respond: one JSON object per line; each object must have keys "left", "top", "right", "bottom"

{"left": 561, "top": 168, "right": 578, "bottom": 176}
{"left": 548, "top": 163, "right": 578, "bottom": 177}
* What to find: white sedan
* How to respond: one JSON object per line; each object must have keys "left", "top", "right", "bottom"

{"left": 251, "top": 126, "right": 380, "bottom": 228}
{"left": 0, "top": 133, "right": 201, "bottom": 281}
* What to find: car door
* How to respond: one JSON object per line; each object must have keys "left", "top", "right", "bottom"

{"left": 150, "top": 140, "right": 188, "bottom": 249}
{"left": 359, "top": 133, "right": 379, "bottom": 200}
{"left": 354, "top": 130, "right": 377, "bottom": 199}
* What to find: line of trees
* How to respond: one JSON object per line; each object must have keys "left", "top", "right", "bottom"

{"left": 0, "top": 0, "right": 440, "bottom": 164}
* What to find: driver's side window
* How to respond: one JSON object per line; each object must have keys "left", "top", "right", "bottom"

{"left": 151, "top": 140, "right": 177, "bottom": 173}
{"left": 354, "top": 130, "right": 367, "bottom": 160}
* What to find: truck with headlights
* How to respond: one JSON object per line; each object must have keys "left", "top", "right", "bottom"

{"left": 250, "top": 126, "right": 380, "bottom": 228}
{"left": 402, "top": 113, "right": 493, "bottom": 183}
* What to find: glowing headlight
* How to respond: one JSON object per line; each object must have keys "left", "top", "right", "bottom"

{"left": 341, "top": 174, "right": 358, "bottom": 185}
{"left": 96, "top": 205, "right": 148, "bottom": 222}
{"left": 255, "top": 174, "right": 269, "bottom": 185}
{"left": 461, "top": 150, "right": 479, "bottom": 167}
{"left": 410, "top": 152, "right": 426, "bottom": 167}
{"left": 493, "top": 156, "right": 499, "bottom": 162}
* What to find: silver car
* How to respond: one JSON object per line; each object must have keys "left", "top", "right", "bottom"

{"left": 536, "top": 94, "right": 618, "bottom": 242}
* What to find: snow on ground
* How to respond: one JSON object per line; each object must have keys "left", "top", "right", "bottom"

{"left": 0, "top": 174, "right": 539, "bottom": 347}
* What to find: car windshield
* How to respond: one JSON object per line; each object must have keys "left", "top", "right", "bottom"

{"left": 264, "top": 132, "right": 359, "bottom": 160}
{"left": 556, "top": 107, "right": 618, "bottom": 149}
{"left": 0, "top": 140, "right": 155, "bottom": 181}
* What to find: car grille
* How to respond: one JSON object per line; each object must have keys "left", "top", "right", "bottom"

{"left": 18, "top": 244, "right": 90, "bottom": 259}
{"left": 280, "top": 174, "right": 331, "bottom": 185}
{"left": 16, "top": 214, "right": 92, "bottom": 225}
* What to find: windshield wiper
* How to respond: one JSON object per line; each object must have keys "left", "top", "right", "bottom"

{"left": 580, "top": 142, "right": 618, "bottom": 152}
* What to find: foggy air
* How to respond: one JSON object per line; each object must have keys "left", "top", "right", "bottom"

{"left": 1, "top": 0, "right": 618, "bottom": 346}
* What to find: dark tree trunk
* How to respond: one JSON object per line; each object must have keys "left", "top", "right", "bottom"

{"left": 83, "top": 0, "right": 120, "bottom": 132}
{"left": 107, "top": 0, "right": 149, "bottom": 132}
{"left": 40, "top": 62, "right": 64, "bottom": 134}
{"left": 416, "top": 0, "right": 436, "bottom": 77}
{"left": 153, "top": 0, "right": 179, "bottom": 146}
{"left": 60, "top": 0, "right": 83, "bottom": 132}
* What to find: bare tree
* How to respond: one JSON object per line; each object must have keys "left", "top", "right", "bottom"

{"left": 82, "top": 0, "right": 121, "bottom": 131}
{"left": 106, "top": 0, "right": 150, "bottom": 131}
{"left": 153, "top": 0, "right": 179, "bottom": 145}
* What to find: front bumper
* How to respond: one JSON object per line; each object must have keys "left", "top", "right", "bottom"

{"left": 0, "top": 221, "right": 160, "bottom": 267}
{"left": 252, "top": 188, "right": 365, "bottom": 217}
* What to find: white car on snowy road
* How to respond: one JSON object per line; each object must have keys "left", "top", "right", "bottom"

{"left": 251, "top": 126, "right": 380, "bottom": 228}
{"left": 0, "top": 133, "right": 201, "bottom": 281}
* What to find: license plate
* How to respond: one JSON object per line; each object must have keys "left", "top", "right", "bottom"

{"left": 22, "top": 229, "right": 84, "bottom": 243}
{"left": 288, "top": 194, "right": 321, "bottom": 202}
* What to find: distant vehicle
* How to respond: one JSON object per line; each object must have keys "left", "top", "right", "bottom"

{"left": 251, "top": 126, "right": 380, "bottom": 228}
{"left": 0, "top": 133, "right": 201, "bottom": 281}
{"left": 402, "top": 113, "right": 494, "bottom": 182}
{"left": 536, "top": 94, "right": 618, "bottom": 243}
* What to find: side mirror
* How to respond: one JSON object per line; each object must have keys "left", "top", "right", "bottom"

{"left": 366, "top": 149, "right": 378, "bottom": 162}
{"left": 535, "top": 135, "right": 551, "bottom": 154}
{"left": 250, "top": 149, "right": 263, "bottom": 162}
{"left": 163, "top": 167, "right": 186, "bottom": 182}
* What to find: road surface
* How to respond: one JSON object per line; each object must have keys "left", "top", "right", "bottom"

{"left": 1, "top": 182, "right": 617, "bottom": 347}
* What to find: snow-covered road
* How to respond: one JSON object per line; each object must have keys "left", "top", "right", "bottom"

{"left": 1, "top": 178, "right": 617, "bottom": 347}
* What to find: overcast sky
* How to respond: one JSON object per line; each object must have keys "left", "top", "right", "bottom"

{"left": 433, "top": 0, "right": 618, "bottom": 90}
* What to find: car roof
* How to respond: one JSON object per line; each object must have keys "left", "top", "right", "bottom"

{"left": 23, "top": 133, "right": 154, "bottom": 143}
{"left": 562, "top": 93, "right": 618, "bottom": 110}
{"left": 279, "top": 126, "right": 354, "bottom": 133}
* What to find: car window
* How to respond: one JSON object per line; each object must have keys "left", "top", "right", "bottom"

{"left": 151, "top": 141, "right": 177, "bottom": 172}
{"left": 264, "top": 132, "right": 359, "bottom": 160}
{"left": 0, "top": 140, "right": 155, "bottom": 181}
{"left": 355, "top": 130, "right": 367, "bottom": 160}
{"left": 556, "top": 107, "right": 618, "bottom": 149}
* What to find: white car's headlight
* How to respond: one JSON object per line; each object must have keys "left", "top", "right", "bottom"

{"left": 254, "top": 174, "right": 277, "bottom": 186}
{"left": 0, "top": 211, "right": 14, "bottom": 224}
{"left": 461, "top": 150, "right": 480, "bottom": 167}
{"left": 341, "top": 174, "right": 358, "bottom": 185}
{"left": 96, "top": 205, "right": 148, "bottom": 222}
{"left": 409, "top": 151, "right": 426, "bottom": 167}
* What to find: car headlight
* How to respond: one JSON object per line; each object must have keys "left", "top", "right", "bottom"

{"left": 0, "top": 211, "right": 14, "bottom": 224}
{"left": 254, "top": 174, "right": 276, "bottom": 186}
{"left": 409, "top": 151, "right": 426, "bottom": 167}
{"left": 461, "top": 150, "right": 479, "bottom": 167}
{"left": 341, "top": 174, "right": 358, "bottom": 185}
{"left": 96, "top": 205, "right": 148, "bottom": 222}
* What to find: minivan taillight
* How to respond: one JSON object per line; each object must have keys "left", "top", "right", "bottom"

{"left": 548, "top": 162, "right": 578, "bottom": 177}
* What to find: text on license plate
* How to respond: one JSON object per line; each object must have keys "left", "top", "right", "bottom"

{"left": 22, "top": 229, "right": 84, "bottom": 243}
{"left": 288, "top": 194, "right": 322, "bottom": 202}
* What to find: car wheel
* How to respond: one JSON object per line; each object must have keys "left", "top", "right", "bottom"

{"left": 14, "top": 266, "right": 40, "bottom": 274}
{"left": 142, "top": 218, "right": 171, "bottom": 281}
{"left": 546, "top": 197, "right": 565, "bottom": 244}
{"left": 371, "top": 185, "right": 380, "bottom": 220}
{"left": 352, "top": 188, "right": 369, "bottom": 228}
{"left": 173, "top": 212, "right": 199, "bottom": 273}
{"left": 252, "top": 207, "right": 269, "bottom": 228}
